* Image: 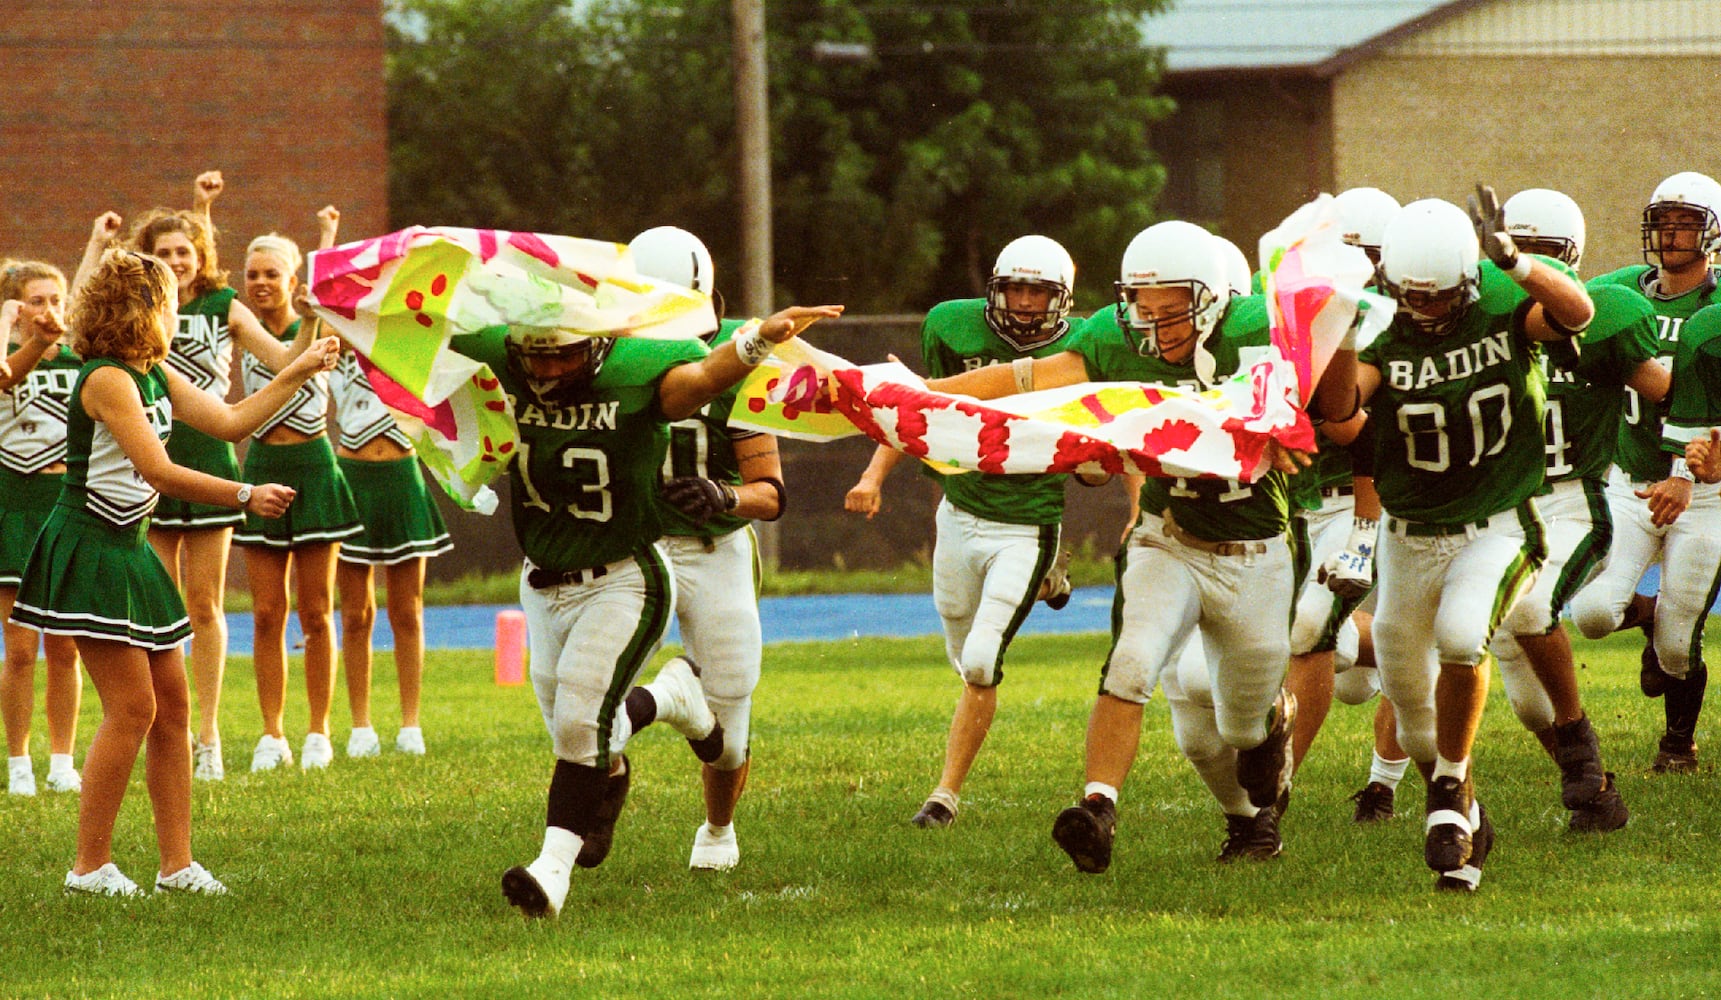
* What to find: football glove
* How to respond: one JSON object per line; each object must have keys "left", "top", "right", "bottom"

{"left": 662, "top": 476, "right": 739, "bottom": 526}
{"left": 1468, "top": 182, "right": 1522, "bottom": 273}
{"left": 1317, "top": 516, "right": 1378, "bottom": 600}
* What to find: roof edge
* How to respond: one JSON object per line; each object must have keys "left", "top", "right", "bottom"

{"left": 1314, "top": 0, "right": 1491, "bottom": 77}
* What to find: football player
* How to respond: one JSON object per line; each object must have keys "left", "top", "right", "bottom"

{"left": 455, "top": 272, "right": 841, "bottom": 918}
{"left": 904, "top": 220, "right": 1358, "bottom": 870}
{"left": 845, "top": 235, "right": 1079, "bottom": 830}
{"left": 1345, "top": 188, "right": 1593, "bottom": 891}
{"left": 632, "top": 226, "right": 782, "bottom": 871}
{"left": 1570, "top": 171, "right": 1721, "bottom": 773}
{"left": 1486, "top": 188, "right": 1664, "bottom": 832}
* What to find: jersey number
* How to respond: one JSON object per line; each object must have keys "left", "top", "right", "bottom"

{"left": 1168, "top": 477, "right": 1253, "bottom": 502}
{"left": 1397, "top": 383, "right": 1512, "bottom": 473}
{"left": 663, "top": 420, "right": 711, "bottom": 481}
{"left": 1542, "top": 398, "right": 1572, "bottom": 478}
{"left": 517, "top": 441, "right": 613, "bottom": 522}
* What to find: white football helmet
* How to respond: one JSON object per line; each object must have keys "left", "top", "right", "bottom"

{"left": 505, "top": 327, "right": 613, "bottom": 406}
{"left": 1333, "top": 187, "right": 1402, "bottom": 263}
{"left": 1641, "top": 171, "right": 1721, "bottom": 265}
{"left": 1115, "top": 221, "right": 1231, "bottom": 359}
{"left": 985, "top": 235, "right": 1075, "bottom": 351}
{"left": 1213, "top": 236, "right": 1254, "bottom": 297}
{"left": 629, "top": 226, "right": 715, "bottom": 294}
{"left": 1378, "top": 198, "right": 1479, "bottom": 338}
{"left": 1503, "top": 188, "right": 1585, "bottom": 269}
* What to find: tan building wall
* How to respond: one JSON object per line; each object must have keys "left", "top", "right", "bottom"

{"left": 1334, "top": 54, "right": 1721, "bottom": 275}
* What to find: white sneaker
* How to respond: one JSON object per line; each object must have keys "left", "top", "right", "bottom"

{"left": 301, "top": 733, "right": 334, "bottom": 770}
{"left": 65, "top": 863, "right": 142, "bottom": 897}
{"left": 689, "top": 823, "right": 739, "bottom": 871}
{"left": 250, "top": 735, "right": 293, "bottom": 772}
{"left": 346, "top": 727, "right": 381, "bottom": 758}
{"left": 395, "top": 727, "right": 426, "bottom": 756}
{"left": 8, "top": 757, "right": 35, "bottom": 796}
{"left": 45, "top": 766, "right": 81, "bottom": 794}
{"left": 155, "top": 861, "right": 229, "bottom": 895}
{"left": 501, "top": 855, "right": 570, "bottom": 919}
{"left": 194, "top": 742, "right": 225, "bottom": 782}
{"left": 646, "top": 657, "right": 718, "bottom": 742}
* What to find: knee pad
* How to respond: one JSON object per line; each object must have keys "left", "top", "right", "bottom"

{"left": 1333, "top": 665, "right": 1380, "bottom": 706}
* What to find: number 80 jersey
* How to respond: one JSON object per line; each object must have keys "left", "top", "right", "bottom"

{"left": 452, "top": 326, "right": 708, "bottom": 571}
{"left": 1360, "top": 262, "right": 1548, "bottom": 524}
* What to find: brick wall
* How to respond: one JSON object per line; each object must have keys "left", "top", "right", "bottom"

{"left": 0, "top": 1, "right": 387, "bottom": 275}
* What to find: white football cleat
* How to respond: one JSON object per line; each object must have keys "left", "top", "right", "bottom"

{"left": 689, "top": 823, "right": 739, "bottom": 871}
{"left": 646, "top": 657, "right": 718, "bottom": 743}
{"left": 301, "top": 733, "right": 334, "bottom": 771}
{"left": 65, "top": 863, "right": 142, "bottom": 897}
{"left": 502, "top": 855, "right": 571, "bottom": 919}
{"left": 8, "top": 757, "right": 35, "bottom": 796}
{"left": 155, "top": 861, "right": 229, "bottom": 895}
{"left": 193, "top": 742, "right": 225, "bottom": 782}
{"left": 250, "top": 735, "right": 293, "bottom": 773}
{"left": 395, "top": 727, "right": 426, "bottom": 756}
{"left": 346, "top": 727, "right": 381, "bottom": 759}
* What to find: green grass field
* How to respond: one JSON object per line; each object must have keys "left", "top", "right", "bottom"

{"left": 3, "top": 626, "right": 1719, "bottom": 999}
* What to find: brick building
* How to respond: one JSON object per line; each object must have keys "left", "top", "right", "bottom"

{"left": 1148, "top": 0, "right": 1721, "bottom": 276}
{"left": 0, "top": 1, "right": 387, "bottom": 278}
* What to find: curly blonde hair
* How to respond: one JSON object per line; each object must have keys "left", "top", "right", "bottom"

{"left": 1, "top": 259, "right": 68, "bottom": 303}
{"left": 129, "top": 208, "right": 228, "bottom": 300}
{"left": 70, "top": 249, "right": 176, "bottom": 365}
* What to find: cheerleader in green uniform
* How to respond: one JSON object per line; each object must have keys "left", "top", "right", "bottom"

{"left": 85, "top": 173, "right": 316, "bottom": 782}
{"left": 0, "top": 261, "right": 84, "bottom": 796}
{"left": 320, "top": 204, "right": 452, "bottom": 759}
{"left": 234, "top": 215, "right": 361, "bottom": 773}
{"left": 10, "top": 248, "right": 339, "bottom": 896}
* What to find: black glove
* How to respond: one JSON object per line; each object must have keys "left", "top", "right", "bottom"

{"left": 1467, "top": 182, "right": 1521, "bottom": 272}
{"left": 662, "top": 476, "right": 738, "bottom": 526}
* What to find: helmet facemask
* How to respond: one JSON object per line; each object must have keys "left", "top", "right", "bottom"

{"left": 505, "top": 333, "right": 614, "bottom": 407}
{"left": 1116, "top": 280, "right": 1211, "bottom": 359}
{"left": 1641, "top": 202, "right": 1721, "bottom": 269}
{"left": 1383, "top": 275, "right": 1475, "bottom": 339}
{"left": 985, "top": 276, "right": 1071, "bottom": 352}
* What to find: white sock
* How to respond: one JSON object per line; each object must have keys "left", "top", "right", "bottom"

{"left": 1433, "top": 755, "right": 1469, "bottom": 783}
{"left": 8, "top": 755, "right": 29, "bottom": 773}
{"left": 1369, "top": 752, "right": 1410, "bottom": 789}
{"left": 1083, "top": 782, "right": 1119, "bottom": 804}
{"left": 351, "top": 725, "right": 377, "bottom": 739}
{"left": 48, "top": 753, "right": 75, "bottom": 775}
{"left": 702, "top": 821, "right": 734, "bottom": 838}
{"left": 539, "top": 826, "right": 582, "bottom": 871}
{"left": 398, "top": 726, "right": 422, "bottom": 739}
{"left": 925, "top": 787, "right": 959, "bottom": 813}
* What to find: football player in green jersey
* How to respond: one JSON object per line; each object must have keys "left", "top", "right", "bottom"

{"left": 465, "top": 276, "right": 840, "bottom": 918}
{"left": 845, "top": 235, "right": 1079, "bottom": 831}
{"left": 1485, "top": 189, "right": 1665, "bottom": 832}
{"left": 906, "top": 220, "right": 1355, "bottom": 870}
{"left": 0, "top": 262, "right": 84, "bottom": 797}
{"left": 1570, "top": 171, "right": 1721, "bottom": 774}
{"left": 1349, "top": 188, "right": 1593, "bottom": 892}
{"left": 632, "top": 226, "right": 785, "bottom": 871}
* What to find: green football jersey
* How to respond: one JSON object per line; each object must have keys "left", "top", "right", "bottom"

{"left": 1073, "top": 296, "right": 1289, "bottom": 541}
{"left": 1541, "top": 282, "right": 1658, "bottom": 485}
{"left": 1661, "top": 303, "right": 1721, "bottom": 454}
{"left": 660, "top": 318, "right": 754, "bottom": 539}
{"left": 1360, "top": 262, "right": 1547, "bottom": 523}
{"left": 921, "top": 299, "right": 1069, "bottom": 526}
{"left": 1589, "top": 264, "right": 1721, "bottom": 479}
{"left": 450, "top": 327, "right": 707, "bottom": 571}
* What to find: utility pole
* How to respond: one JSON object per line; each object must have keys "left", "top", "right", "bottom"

{"left": 731, "top": 0, "right": 778, "bottom": 568}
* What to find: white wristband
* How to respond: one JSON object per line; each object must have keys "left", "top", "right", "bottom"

{"left": 1012, "top": 356, "right": 1036, "bottom": 394}
{"left": 732, "top": 324, "right": 772, "bottom": 367}
{"left": 1507, "top": 255, "right": 1534, "bottom": 282}
{"left": 1671, "top": 457, "right": 1696, "bottom": 482}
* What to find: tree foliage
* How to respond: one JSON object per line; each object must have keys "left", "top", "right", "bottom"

{"left": 388, "top": 0, "right": 1172, "bottom": 312}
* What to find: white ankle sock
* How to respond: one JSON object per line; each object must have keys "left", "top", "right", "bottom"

{"left": 48, "top": 753, "right": 74, "bottom": 775}
{"left": 925, "top": 787, "right": 959, "bottom": 812}
{"left": 1433, "top": 755, "right": 1469, "bottom": 783}
{"left": 1369, "top": 753, "right": 1410, "bottom": 789}
{"left": 540, "top": 826, "right": 582, "bottom": 870}
{"left": 1083, "top": 782, "right": 1119, "bottom": 804}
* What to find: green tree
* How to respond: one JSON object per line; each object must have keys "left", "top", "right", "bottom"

{"left": 387, "top": 0, "right": 1172, "bottom": 313}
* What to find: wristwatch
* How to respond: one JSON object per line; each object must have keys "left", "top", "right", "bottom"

{"left": 236, "top": 484, "right": 253, "bottom": 507}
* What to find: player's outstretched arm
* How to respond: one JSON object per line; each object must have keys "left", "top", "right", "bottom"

{"left": 1470, "top": 182, "right": 1593, "bottom": 340}
{"left": 660, "top": 304, "right": 843, "bottom": 421}
{"left": 923, "top": 350, "right": 1089, "bottom": 399}
{"left": 844, "top": 444, "right": 903, "bottom": 520}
